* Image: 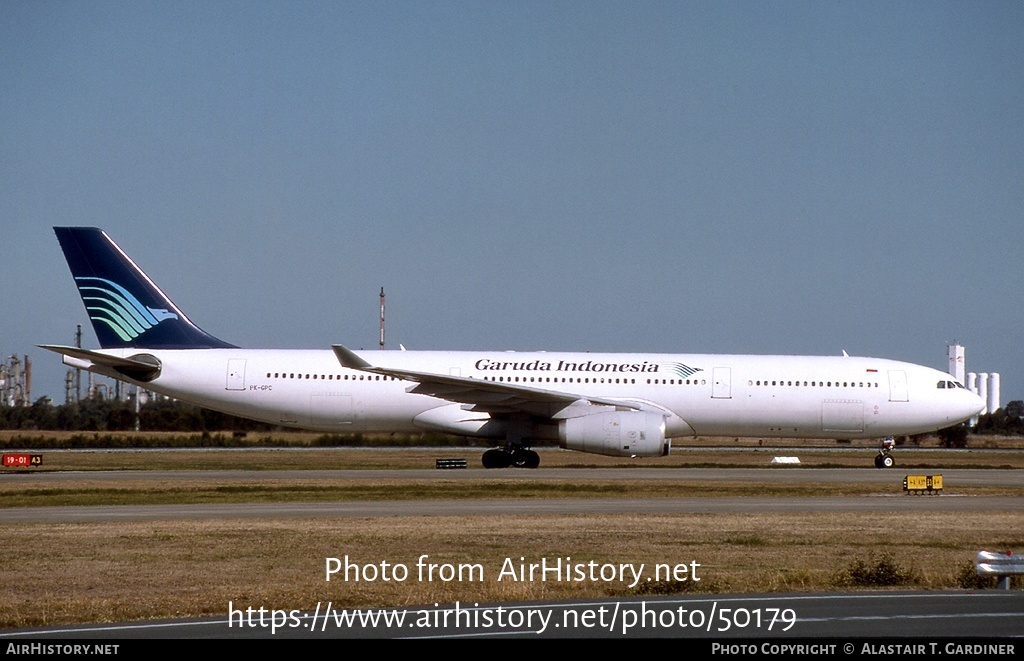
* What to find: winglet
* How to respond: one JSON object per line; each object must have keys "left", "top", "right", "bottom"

{"left": 332, "top": 344, "right": 375, "bottom": 370}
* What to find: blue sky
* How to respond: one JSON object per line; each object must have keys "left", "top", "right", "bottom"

{"left": 3, "top": 1, "right": 1022, "bottom": 405}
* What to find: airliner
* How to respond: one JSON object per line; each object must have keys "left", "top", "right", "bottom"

{"left": 42, "top": 227, "right": 984, "bottom": 468}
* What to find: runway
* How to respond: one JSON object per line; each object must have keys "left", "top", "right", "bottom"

{"left": 5, "top": 467, "right": 1021, "bottom": 485}
{"left": 4, "top": 591, "right": 1023, "bottom": 640}
{"left": 3, "top": 496, "right": 1023, "bottom": 524}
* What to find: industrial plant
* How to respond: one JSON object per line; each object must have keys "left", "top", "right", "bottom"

{"left": 947, "top": 342, "right": 1001, "bottom": 415}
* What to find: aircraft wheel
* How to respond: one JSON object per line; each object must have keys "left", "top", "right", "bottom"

{"left": 874, "top": 454, "right": 883, "bottom": 469}
{"left": 509, "top": 449, "right": 541, "bottom": 468}
{"left": 516, "top": 450, "right": 540, "bottom": 470}
{"left": 882, "top": 455, "right": 895, "bottom": 468}
{"left": 482, "top": 448, "right": 511, "bottom": 469}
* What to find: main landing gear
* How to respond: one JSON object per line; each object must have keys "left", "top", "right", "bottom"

{"left": 874, "top": 437, "right": 896, "bottom": 468}
{"left": 482, "top": 447, "right": 540, "bottom": 469}
{"left": 482, "top": 415, "right": 540, "bottom": 469}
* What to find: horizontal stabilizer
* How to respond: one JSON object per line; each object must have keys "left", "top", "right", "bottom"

{"left": 39, "top": 345, "right": 161, "bottom": 381}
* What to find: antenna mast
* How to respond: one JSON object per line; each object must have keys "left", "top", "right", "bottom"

{"left": 379, "top": 287, "right": 385, "bottom": 350}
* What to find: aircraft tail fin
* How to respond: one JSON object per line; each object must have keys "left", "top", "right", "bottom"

{"left": 53, "top": 227, "right": 236, "bottom": 349}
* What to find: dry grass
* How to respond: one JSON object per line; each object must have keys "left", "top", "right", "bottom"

{"left": 1, "top": 441, "right": 1022, "bottom": 630}
{"left": 2, "top": 512, "right": 1021, "bottom": 629}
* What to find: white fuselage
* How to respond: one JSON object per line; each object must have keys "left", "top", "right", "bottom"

{"left": 74, "top": 348, "right": 984, "bottom": 441}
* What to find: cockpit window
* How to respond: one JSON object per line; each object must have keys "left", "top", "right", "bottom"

{"left": 937, "top": 381, "right": 947, "bottom": 389}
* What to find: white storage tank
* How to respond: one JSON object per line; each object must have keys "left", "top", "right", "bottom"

{"left": 977, "top": 373, "right": 989, "bottom": 415}
{"left": 988, "top": 372, "right": 1000, "bottom": 414}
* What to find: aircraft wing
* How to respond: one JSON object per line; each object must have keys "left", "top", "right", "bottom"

{"left": 332, "top": 345, "right": 642, "bottom": 417}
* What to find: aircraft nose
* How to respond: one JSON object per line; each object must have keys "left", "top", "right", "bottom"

{"left": 938, "top": 390, "right": 984, "bottom": 428}
{"left": 966, "top": 391, "right": 986, "bottom": 416}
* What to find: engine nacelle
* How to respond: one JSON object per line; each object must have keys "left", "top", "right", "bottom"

{"left": 558, "top": 411, "right": 668, "bottom": 457}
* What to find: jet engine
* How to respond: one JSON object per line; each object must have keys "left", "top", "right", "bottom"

{"left": 558, "top": 410, "right": 668, "bottom": 457}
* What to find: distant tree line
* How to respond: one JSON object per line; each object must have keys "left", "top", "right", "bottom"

{"left": 0, "top": 396, "right": 274, "bottom": 433}
{"left": 973, "top": 400, "right": 1024, "bottom": 436}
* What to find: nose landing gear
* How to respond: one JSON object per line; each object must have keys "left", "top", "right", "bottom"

{"left": 874, "top": 437, "right": 896, "bottom": 468}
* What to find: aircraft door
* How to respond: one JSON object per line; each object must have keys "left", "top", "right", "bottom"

{"left": 226, "top": 359, "right": 246, "bottom": 391}
{"left": 712, "top": 367, "right": 732, "bottom": 399}
{"left": 888, "top": 370, "right": 908, "bottom": 402}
